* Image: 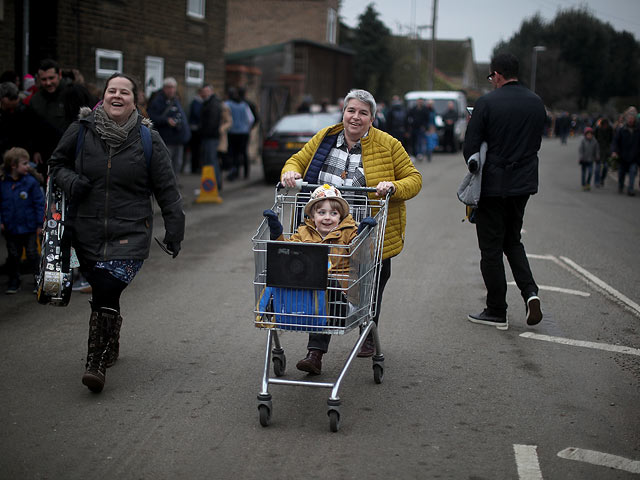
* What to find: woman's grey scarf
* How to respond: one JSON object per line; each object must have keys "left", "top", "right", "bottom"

{"left": 94, "top": 105, "right": 139, "bottom": 149}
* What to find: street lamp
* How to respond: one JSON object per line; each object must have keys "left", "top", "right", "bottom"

{"left": 530, "top": 45, "right": 546, "bottom": 94}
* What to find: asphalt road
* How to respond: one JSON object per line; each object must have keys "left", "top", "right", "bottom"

{"left": 1, "top": 136, "right": 639, "bottom": 479}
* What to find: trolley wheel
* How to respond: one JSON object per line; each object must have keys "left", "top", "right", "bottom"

{"left": 373, "top": 364, "right": 384, "bottom": 384}
{"left": 273, "top": 356, "right": 286, "bottom": 377}
{"left": 328, "top": 409, "right": 340, "bottom": 432}
{"left": 258, "top": 405, "right": 271, "bottom": 427}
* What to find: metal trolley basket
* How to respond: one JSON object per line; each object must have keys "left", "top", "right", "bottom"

{"left": 252, "top": 183, "right": 389, "bottom": 431}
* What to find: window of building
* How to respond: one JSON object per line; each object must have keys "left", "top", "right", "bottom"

{"left": 95, "top": 49, "right": 123, "bottom": 78}
{"left": 187, "top": 0, "right": 205, "bottom": 19}
{"left": 326, "top": 8, "right": 337, "bottom": 44}
{"left": 185, "top": 61, "right": 204, "bottom": 86}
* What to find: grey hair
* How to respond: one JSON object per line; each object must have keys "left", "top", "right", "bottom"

{"left": 343, "top": 89, "right": 376, "bottom": 118}
{"left": 163, "top": 77, "right": 177, "bottom": 87}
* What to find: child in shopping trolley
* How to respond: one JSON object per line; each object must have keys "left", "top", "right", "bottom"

{"left": 263, "top": 184, "right": 376, "bottom": 375}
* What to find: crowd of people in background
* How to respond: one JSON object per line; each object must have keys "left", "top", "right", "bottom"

{"left": 549, "top": 108, "right": 639, "bottom": 195}
{"left": 0, "top": 58, "right": 259, "bottom": 295}
{"left": 1, "top": 58, "right": 640, "bottom": 296}
{"left": 372, "top": 95, "right": 640, "bottom": 195}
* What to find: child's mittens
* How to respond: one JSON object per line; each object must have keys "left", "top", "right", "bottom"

{"left": 357, "top": 216, "right": 377, "bottom": 234}
{"left": 263, "top": 209, "right": 283, "bottom": 240}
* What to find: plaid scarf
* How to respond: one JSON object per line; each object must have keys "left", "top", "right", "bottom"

{"left": 94, "top": 105, "right": 138, "bottom": 148}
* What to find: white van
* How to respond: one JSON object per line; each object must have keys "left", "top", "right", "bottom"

{"left": 404, "top": 90, "right": 468, "bottom": 152}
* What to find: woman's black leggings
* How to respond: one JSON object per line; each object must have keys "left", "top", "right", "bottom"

{"left": 83, "top": 266, "right": 128, "bottom": 312}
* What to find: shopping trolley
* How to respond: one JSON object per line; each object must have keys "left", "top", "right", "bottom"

{"left": 252, "top": 182, "right": 389, "bottom": 431}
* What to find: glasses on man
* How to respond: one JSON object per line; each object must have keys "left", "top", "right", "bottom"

{"left": 487, "top": 71, "right": 497, "bottom": 81}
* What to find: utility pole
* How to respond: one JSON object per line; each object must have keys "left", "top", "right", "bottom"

{"left": 428, "top": 0, "right": 437, "bottom": 90}
{"left": 416, "top": 0, "right": 437, "bottom": 90}
{"left": 530, "top": 45, "right": 546, "bottom": 94}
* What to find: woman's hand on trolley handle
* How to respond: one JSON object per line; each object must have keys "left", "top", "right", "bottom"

{"left": 281, "top": 171, "right": 302, "bottom": 188}
{"left": 375, "top": 181, "right": 395, "bottom": 197}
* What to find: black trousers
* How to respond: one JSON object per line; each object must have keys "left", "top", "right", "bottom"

{"left": 227, "top": 133, "right": 249, "bottom": 178}
{"left": 475, "top": 195, "right": 537, "bottom": 315}
{"left": 307, "top": 258, "right": 391, "bottom": 353}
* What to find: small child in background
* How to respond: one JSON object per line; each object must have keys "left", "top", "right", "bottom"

{"left": 578, "top": 127, "right": 599, "bottom": 191}
{"left": 262, "top": 184, "right": 376, "bottom": 375}
{"left": 424, "top": 124, "right": 439, "bottom": 163}
{"left": 0, "top": 147, "right": 45, "bottom": 294}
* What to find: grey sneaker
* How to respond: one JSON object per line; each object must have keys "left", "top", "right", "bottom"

{"left": 526, "top": 294, "right": 543, "bottom": 326}
{"left": 468, "top": 310, "right": 508, "bottom": 330}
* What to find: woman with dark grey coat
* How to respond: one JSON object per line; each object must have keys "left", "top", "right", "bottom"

{"left": 49, "top": 73, "right": 185, "bottom": 393}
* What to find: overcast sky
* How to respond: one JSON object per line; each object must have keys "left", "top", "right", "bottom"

{"left": 339, "top": 0, "right": 640, "bottom": 63}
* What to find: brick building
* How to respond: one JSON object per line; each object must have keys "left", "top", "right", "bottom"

{"left": 1, "top": 0, "right": 227, "bottom": 103}
{"left": 225, "top": 0, "right": 339, "bottom": 53}
{"left": 224, "top": 0, "right": 351, "bottom": 130}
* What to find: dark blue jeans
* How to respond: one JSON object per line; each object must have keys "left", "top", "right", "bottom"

{"left": 580, "top": 162, "right": 593, "bottom": 186}
{"left": 475, "top": 196, "right": 538, "bottom": 316}
{"left": 594, "top": 161, "right": 608, "bottom": 186}
{"left": 618, "top": 163, "right": 637, "bottom": 193}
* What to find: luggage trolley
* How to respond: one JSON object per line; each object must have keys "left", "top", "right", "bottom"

{"left": 252, "top": 182, "right": 389, "bottom": 431}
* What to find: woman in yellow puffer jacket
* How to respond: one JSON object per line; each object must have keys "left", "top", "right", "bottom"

{"left": 281, "top": 89, "right": 421, "bottom": 371}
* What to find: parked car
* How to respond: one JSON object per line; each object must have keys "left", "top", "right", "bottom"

{"left": 261, "top": 111, "right": 342, "bottom": 184}
{"left": 404, "top": 90, "right": 469, "bottom": 152}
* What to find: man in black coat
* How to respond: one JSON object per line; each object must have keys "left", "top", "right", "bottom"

{"left": 611, "top": 106, "right": 639, "bottom": 196}
{"left": 463, "top": 52, "right": 546, "bottom": 330}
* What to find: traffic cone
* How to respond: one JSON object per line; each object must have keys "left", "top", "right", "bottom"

{"left": 195, "top": 165, "right": 223, "bottom": 203}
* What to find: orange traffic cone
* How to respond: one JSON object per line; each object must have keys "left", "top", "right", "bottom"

{"left": 195, "top": 165, "right": 223, "bottom": 203}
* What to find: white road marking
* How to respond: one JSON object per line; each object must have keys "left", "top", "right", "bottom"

{"left": 520, "top": 332, "right": 640, "bottom": 356}
{"left": 526, "top": 253, "right": 556, "bottom": 260}
{"left": 559, "top": 256, "right": 640, "bottom": 317}
{"left": 514, "top": 444, "right": 544, "bottom": 480}
{"left": 507, "top": 281, "right": 590, "bottom": 297}
{"left": 558, "top": 447, "right": 640, "bottom": 474}
{"left": 525, "top": 254, "right": 640, "bottom": 318}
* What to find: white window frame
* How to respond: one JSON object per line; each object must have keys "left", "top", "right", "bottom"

{"left": 326, "top": 8, "right": 337, "bottom": 44}
{"left": 185, "top": 61, "right": 204, "bottom": 86}
{"left": 95, "top": 49, "right": 123, "bottom": 78}
{"left": 187, "top": 0, "right": 205, "bottom": 19}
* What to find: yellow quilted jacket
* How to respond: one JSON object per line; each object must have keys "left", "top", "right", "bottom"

{"left": 282, "top": 123, "right": 422, "bottom": 259}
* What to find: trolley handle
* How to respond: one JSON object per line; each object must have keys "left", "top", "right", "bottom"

{"left": 277, "top": 179, "right": 393, "bottom": 197}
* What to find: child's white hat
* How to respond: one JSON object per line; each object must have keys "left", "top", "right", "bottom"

{"left": 304, "top": 184, "right": 350, "bottom": 218}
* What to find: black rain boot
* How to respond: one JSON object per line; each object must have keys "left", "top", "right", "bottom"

{"left": 82, "top": 307, "right": 117, "bottom": 393}
{"left": 105, "top": 313, "right": 123, "bottom": 368}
